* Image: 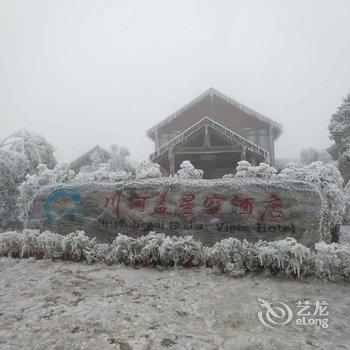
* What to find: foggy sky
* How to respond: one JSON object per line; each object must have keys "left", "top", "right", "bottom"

{"left": 0, "top": 0, "right": 350, "bottom": 164}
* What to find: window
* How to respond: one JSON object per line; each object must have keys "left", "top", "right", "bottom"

{"left": 246, "top": 128, "right": 269, "bottom": 150}
{"left": 159, "top": 132, "right": 180, "bottom": 147}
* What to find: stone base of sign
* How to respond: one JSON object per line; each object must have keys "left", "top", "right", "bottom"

{"left": 27, "top": 178, "right": 326, "bottom": 247}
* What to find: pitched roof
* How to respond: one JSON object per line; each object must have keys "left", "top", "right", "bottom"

{"left": 147, "top": 87, "right": 283, "bottom": 139}
{"left": 150, "top": 116, "right": 270, "bottom": 162}
{"left": 69, "top": 145, "right": 111, "bottom": 172}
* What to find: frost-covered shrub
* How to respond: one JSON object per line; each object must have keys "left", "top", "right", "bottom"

{"left": 106, "top": 232, "right": 206, "bottom": 267}
{"left": 234, "top": 161, "right": 277, "bottom": 179}
{"left": 84, "top": 243, "right": 110, "bottom": 264}
{"left": 106, "top": 235, "right": 143, "bottom": 265}
{"left": 0, "top": 229, "right": 62, "bottom": 259}
{"left": 1, "top": 230, "right": 350, "bottom": 280}
{"left": 234, "top": 160, "right": 252, "bottom": 178}
{"left": 18, "top": 229, "right": 42, "bottom": 258}
{"left": 277, "top": 162, "right": 302, "bottom": 179}
{"left": 209, "top": 238, "right": 257, "bottom": 276}
{"left": 209, "top": 237, "right": 311, "bottom": 278}
{"left": 157, "top": 234, "right": 206, "bottom": 266}
{"left": 36, "top": 230, "right": 65, "bottom": 259}
{"left": 313, "top": 241, "right": 350, "bottom": 279}
{"left": 135, "top": 161, "right": 162, "bottom": 179}
{"left": 0, "top": 130, "right": 56, "bottom": 230}
{"left": 61, "top": 231, "right": 97, "bottom": 261}
{"left": 75, "top": 163, "right": 132, "bottom": 183}
{"left": 0, "top": 231, "right": 25, "bottom": 257}
{"left": 278, "top": 161, "right": 345, "bottom": 229}
{"left": 255, "top": 238, "right": 311, "bottom": 278}
{"left": 175, "top": 160, "right": 203, "bottom": 179}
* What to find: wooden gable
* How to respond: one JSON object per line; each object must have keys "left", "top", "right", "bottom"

{"left": 147, "top": 88, "right": 282, "bottom": 141}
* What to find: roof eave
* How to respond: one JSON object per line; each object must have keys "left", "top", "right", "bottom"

{"left": 146, "top": 87, "right": 283, "bottom": 139}
{"left": 146, "top": 129, "right": 156, "bottom": 140}
{"left": 274, "top": 127, "right": 283, "bottom": 140}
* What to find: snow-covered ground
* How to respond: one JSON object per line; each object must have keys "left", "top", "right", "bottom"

{"left": 0, "top": 257, "right": 350, "bottom": 350}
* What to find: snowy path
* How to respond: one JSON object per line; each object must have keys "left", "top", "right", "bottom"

{"left": 0, "top": 258, "right": 350, "bottom": 349}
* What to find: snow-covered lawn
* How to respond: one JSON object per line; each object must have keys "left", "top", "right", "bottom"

{"left": 0, "top": 257, "right": 349, "bottom": 349}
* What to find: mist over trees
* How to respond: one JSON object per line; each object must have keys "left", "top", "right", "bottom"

{"left": 299, "top": 147, "right": 333, "bottom": 165}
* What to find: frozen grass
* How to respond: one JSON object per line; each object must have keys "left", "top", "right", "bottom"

{"left": 1, "top": 229, "right": 350, "bottom": 281}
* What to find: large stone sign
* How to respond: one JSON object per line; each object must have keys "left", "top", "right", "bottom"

{"left": 28, "top": 178, "right": 325, "bottom": 246}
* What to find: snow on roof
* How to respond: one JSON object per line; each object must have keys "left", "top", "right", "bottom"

{"left": 147, "top": 87, "right": 283, "bottom": 139}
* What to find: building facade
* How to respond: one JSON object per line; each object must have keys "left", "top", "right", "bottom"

{"left": 147, "top": 88, "right": 282, "bottom": 178}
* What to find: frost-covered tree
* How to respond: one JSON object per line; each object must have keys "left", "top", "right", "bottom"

{"left": 300, "top": 148, "right": 320, "bottom": 165}
{"left": 80, "top": 144, "right": 133, "bottom": 174}
{"left": 319, "top": 150, "right": 334, "bottom": 164}
{"left": 135, "top": 161, "right": 162, "bottom": 179}
{"left": 108, "top": 144, "right": 132, "bottom": 172}
{"left": 0, "top": 151, "right": 27, "bottom": 229}
{"left": 329, "top": 93, "right": 350, "bottom": 162}
{"left": 300, "top": 147, "right": 334, "bottom": 165}
{"left": 90, "top": 149, "right": 105, "bottom": 169}
{"left": 342, "top": 182, "right": 350, "bottom": 225}
{"left": 2, "top": 129, "right": 56, "bottom": 173}
{"left": 175, "top": 160, "right": 203, "bottom": 179}
{"left": 0, "top": 129, "right": 56, "bottom": 230}
{"left": 80, "top": 148, "right": 106, "bottom": 173}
